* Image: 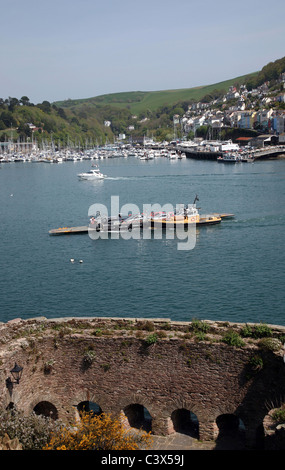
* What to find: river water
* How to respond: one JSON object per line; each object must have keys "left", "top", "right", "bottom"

{"left": 0, "top": 155, "right": 284, "bottom": 326}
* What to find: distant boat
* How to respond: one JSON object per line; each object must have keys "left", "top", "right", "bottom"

{"left": 168, "top": 150, "right": 178, "bottom": 159}
{"left": 217, "top": 153, "right": 240, "bottom": 163}
{"left": 140, "top": 152, "right": 154, "bottom": 160}
{"left": 177, "top": 152, "right": 186, "bottom": 159}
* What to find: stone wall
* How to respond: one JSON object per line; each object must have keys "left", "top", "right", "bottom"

{"left": 1, "top": 316, "right": 285, "bottom": 446}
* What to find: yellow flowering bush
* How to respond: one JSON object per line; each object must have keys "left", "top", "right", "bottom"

{"left": 43, "top": 411, "right": 153, "bottom": 450}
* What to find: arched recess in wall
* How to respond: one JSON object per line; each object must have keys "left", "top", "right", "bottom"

{"left": 123, "top": 404, "right": 152, "bottom": 432}
{"left": 171, "top": 408, "right": 199, "bottom": 439}
{"left": 77, "top": 401, "right": 103, "bottom": 417}
{"left": 33, "top": 401, "right": 58, "bottom": 420}
{"left": 215, "top": 413, "right": 246, "bottom": 450}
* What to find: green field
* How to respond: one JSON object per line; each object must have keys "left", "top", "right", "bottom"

{"left": 55, "top": 72, "right": 257, "bottom": 114}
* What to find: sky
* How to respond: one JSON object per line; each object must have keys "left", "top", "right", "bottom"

{"left": 1, "top": 0, "right": 284, "bottom": 104}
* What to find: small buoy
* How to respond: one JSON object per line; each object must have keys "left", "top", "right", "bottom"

{"left": 70, "top": 259, "right": 75, "bottom": 263}
{"left": 10, "top": 194, "right": 13, "bottom": 197}
{"left": 79, "top": 260, "right": 83, "bottom": 263}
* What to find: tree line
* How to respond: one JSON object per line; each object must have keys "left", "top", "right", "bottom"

{"left": 0, "top": 96, "right": 112, "bottom": 147}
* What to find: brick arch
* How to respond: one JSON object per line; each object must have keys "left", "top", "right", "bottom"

{"left": 171, "top": 408, "right": 199, "bottom": 438}
{"left": 27, "top": 394, "right": 62, "bottom": 419}
{"left": 122, "top": 403, "right": 153, "bottom": 432}
{"left": 162, "top": 397, "right": 203, "bottom": 418}
{"left": 33, "top": 401, "right": 59, "bottom": 420}
{"left": 116, "top": 392, "right": 158, "bottom": 420}
{"left": 158, "top": 398, "right": 203, "bottom": 437}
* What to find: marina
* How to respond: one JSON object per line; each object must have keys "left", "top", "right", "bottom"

{"left": 1, "top": 140, "right": 285, "bottom": 165}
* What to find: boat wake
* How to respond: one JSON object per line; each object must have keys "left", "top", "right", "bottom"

{"left": 229, "top": 213, "right": 285, "bottom": 229}
{"left": 105, "top": 174, "right": 191, "bottom": 181}
{"left": 105, "top": 176, "right": 134, "bottom": 180}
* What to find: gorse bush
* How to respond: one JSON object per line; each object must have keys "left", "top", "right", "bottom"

{"left": 44, "top": 411, "right": 153, "bottom": 450}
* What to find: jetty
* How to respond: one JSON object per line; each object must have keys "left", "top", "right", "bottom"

{"left": 49, "top": 226, "right": 88, "bottom": 235}
{"left": 176, "top": 145, "right": 285, "bottom": 161}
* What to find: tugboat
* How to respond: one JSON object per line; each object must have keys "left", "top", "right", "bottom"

{"left": 151, "top": 196, "right": 222, "bottom": 228}
{"left": 151, "top": 205, "right": 222, "bottom": 228}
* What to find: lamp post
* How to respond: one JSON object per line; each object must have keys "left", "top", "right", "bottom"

{"left": 6, "top": 363, "right": 23, "bottom": 389}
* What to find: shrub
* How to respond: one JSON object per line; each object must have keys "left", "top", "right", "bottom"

{"left": 145, "top": 333, "right": 158, "bottom": 346}
{"left": 92, "top": 328, "right": 102, "bottom": 336}
{"left": 195, "top": 331, "right": 206, "bottom": 341}
{"left": 222, "top": 330, "right": 245, "bottom": 347}
{"left": 156, "top": 330, "right": 167, "bottom": 338}
{"left": 83, "top": 349, "right": 96, "bottom": 365}
{"left": 240, "top": 323, "right": 272, "bottom": 339}
{"left": 43, "top": 411, "right": 153, "bottom": 450}
{"left": 249, "top": 355, "right": 264, "bottom": 371}
{"left": 258, "top": 337, "right": 282, "bottom": 352}
{"left": 254, "top": 323, "right": 272, "bottom": 338}
{"left": 272, "top": 405, "right": 285, "bottom": 424}
{"left": 191, "top": 318, "right": 210, "bottom": 334}
{"left": 0, "top": 409, "right": 63, "bottom": 450}
{"left": 240, "top": 324, "right": 253, "bottom": 338}
{"left": 136, "top": 321, "right": 155, "bottom": 332}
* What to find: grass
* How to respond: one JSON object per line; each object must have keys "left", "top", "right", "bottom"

{"left": 55, "top": 72, "right": 258, "bottom": 114}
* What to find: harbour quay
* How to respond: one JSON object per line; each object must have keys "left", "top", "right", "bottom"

{"left": 175, "top": 144, "right": 285, "bottom": 161}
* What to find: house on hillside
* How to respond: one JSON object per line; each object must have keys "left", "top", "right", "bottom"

{"left": 238, "top": 111, "right": 252, "bottom": 129}
{"left": 270, "top": 113, "right": 285, "bottom": 134}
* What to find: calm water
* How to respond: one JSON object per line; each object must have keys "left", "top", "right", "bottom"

{"left": 0, "top": 156, "right": 284, "bottom": 326}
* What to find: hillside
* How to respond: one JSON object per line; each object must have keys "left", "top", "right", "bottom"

{"left": 55, "top": 73, "right": 258, "bottom": 115}
{"left": 1, "top": 57, "right": 284, "bottom": 148}
{"left": 0, "top": 98, "right": 113, "bottom": 148}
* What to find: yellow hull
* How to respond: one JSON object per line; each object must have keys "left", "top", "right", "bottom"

{"left": 151, "top": 215, "right": 221, "bottom": 227}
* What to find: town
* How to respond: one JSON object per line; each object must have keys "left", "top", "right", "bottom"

{"left": 178, "top": 72, "right": 285, "bottom": 144}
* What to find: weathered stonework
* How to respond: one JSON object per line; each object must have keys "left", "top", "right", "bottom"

{"left": 1, "top": 316, "right": 285, "bottom": 447}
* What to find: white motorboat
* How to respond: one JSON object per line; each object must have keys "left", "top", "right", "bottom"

{"left": 168, "top": 150, "right": 178, "bottom": 159}
{"left": 140, "top": 152, "right": 154, "bottom": 160}
{"left": 217, "top": 153, "right": 241, "bottom": 163}
{"left": 77, "top": 167, "right": 106, "bottom": 180}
